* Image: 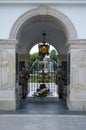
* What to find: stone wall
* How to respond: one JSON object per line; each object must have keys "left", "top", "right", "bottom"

{"left": 0, "top": 40, "right": 17, "bottom": 110}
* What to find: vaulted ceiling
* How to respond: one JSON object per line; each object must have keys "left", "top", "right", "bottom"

{"left": 18, "top": 15, "right": 67, "bottom": 54}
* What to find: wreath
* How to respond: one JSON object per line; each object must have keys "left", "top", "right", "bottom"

{"left": 34, "top": 84, "right": 50, "bottom": 98}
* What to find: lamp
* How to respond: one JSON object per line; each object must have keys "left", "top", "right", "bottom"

{"left": 38, "top": 31, "right": 50, "bottom": 57}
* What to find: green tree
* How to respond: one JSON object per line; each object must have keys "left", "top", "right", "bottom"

{"left": 29, "top": 52, "right": 42, "bottom": 72}
{"left": 49, "top": 49, "right": 58, "bottom": 71}
{"left": 49, "top": 49, "right": 58, "bottom": 63}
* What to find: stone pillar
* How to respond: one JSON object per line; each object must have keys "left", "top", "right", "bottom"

{"left": 67, "top": 40, "right": 86, "bottom": 110}
{"left": 0, "top": 40, "right": 17, "bottom": 110}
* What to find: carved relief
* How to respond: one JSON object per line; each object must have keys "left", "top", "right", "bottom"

{"left": 0, "top": 50, "right": 14, "bottom": 89}
{"left": 72, "top": 84, "right": 84, "bottom": 91}
{"left": 72, "top": 50, "right": 86, "bottom": 91}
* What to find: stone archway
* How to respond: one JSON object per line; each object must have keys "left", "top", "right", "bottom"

{"left": 9, "top": 6, "right": 77, "bottom": 40}
{"left": 9, "top": 6, "right": 85, "bottom": 111}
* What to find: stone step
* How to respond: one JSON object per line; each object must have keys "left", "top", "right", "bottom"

{"left": 27, "top": 97, "right": 59, "bottom": 102}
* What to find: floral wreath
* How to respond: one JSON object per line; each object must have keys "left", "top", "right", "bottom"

{"left": 34, "top": 83, "right": 50, "bottom": 98}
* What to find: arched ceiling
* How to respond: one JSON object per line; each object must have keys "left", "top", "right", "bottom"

{"left": 18, "top": 15, "right": 67, "bottom": 54}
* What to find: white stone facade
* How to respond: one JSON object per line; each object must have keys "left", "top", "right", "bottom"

{"left": 0, "top": 0, "right": 86, "bottom": 110}
{"left": 0, "top": 40, "right": 17, "bottom": 110}
{"left": 67, "top": 40, "right": 86, "bottom": 110}
{"left": 0, "top": 0, "right": 86, "bottom": 39}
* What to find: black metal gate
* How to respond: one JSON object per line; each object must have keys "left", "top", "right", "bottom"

{"left": 28, "top": 59, "right": 58, "bottom": 97}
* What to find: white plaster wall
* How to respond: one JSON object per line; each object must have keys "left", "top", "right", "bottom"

{"left": 0, "top": 3, "right": 86, "bottom": 39}
{"left": 53, "top": 5, "right": 86, "bottom": 39}
{"left": 0, "top": 4, "right": 35, "bottom": 39}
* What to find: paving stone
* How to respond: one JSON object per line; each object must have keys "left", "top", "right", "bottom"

{"left": 0, "top": 115, "right": 86, "bottom": 130}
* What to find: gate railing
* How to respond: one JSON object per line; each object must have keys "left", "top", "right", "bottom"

{"left": 28, "top": 59, "right": 58, "bottom": 97}
{"left": 28, "top": 82, "right": 58, "bottom": 97}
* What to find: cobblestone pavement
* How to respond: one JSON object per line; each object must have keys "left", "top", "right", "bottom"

{"left": 0, "top": 114, "right": 86, "bottom": 130}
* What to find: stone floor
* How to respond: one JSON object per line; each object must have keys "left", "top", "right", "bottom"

{"left": 0, "top": 98, "right": 86, "bottom": 130}
{"left": 0, "top": 114, "right": 86, "bottom": 130}
{"left": 0, "top": 97, "right": 86, "bottom": 115}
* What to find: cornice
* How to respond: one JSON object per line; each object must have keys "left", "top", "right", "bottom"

{"left": 66, "top": 39, "right": 86, "bottom": 50}
{"left": 68, "top": 39, "right": 86, "bottom": 44}
{"left": 0, "top": 39, "right": 18, "bottom": 49}
{"left": 0, "top": 39, "right": 18, "bottom": 44}
{"left": 0, "top": 0, "right": 86, "bottom": 4}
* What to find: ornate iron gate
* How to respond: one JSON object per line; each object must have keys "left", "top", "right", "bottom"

{"left": 28, "top": 59, "right": 58, "bottom": 97}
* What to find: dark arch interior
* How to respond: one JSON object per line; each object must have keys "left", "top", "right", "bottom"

{"left": 17, "top": 15, "right": 67, "bottom": 55}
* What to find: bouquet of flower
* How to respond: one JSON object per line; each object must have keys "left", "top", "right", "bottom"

{"left": 34, "top": 84, "right": 50, "bottom": 98}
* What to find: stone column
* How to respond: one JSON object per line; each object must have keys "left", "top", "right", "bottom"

{"left": 0, "top": 39, "right": 17, "bottom": 110}
{"left": 67, "top": 40, "right": 86, "bottom": 110}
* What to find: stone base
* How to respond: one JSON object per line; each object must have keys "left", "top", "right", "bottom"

{"left": 0, "top": 100, "right": 16, "bottom": 110}
{"left": 67, "top": 99, "right": 86, "bottom": 111}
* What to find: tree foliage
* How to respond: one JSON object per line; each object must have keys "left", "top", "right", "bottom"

{"left": 29, "top": 52, "right": 42, "bottom": 69}
{"left": 49, "top": 49, "right": 58, "bottom": 71}
{"left": 49, "top": 49, "right": 58, "bottom": 63}
{"left": 29, "top": 49, "right": 58, "bottom": 73}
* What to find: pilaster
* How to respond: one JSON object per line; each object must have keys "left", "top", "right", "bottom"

{"left": 0, "top": 39, "right": 18, "bottom": 110}
{"left": 67, "top": 39, "right": 86, "bottom": 110}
